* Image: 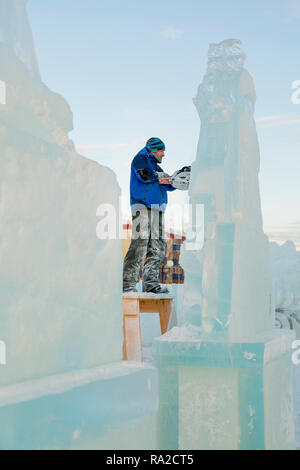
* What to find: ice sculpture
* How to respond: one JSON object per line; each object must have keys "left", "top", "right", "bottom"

{"left": 154, "top": 40, "right": 296, "bottom": 450}
{"left": 182, "top": 39, "right": 273, "bottom": 339}
{"left": 0, "top": 1, "right": 157, "bottom": 449}
{"left": 0, "top": 0, "right": 126, "bottom": 387}
{"left": 0, "top": 0, "right": 40, "bottom": 79}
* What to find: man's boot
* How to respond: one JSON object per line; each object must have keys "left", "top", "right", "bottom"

{"left": 123, "top": 285, "right": 138, "bottom": 293}
{"left": 143, "top": 284, "right": 169, "bottom": 294}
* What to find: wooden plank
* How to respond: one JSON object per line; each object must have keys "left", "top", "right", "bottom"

{"left": 139, "top": 299, "right": 161, "bottom": 313}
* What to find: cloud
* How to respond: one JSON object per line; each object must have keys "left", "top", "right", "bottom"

{"left": 160, "top": 26, "right": 184, "bottom": 41}
{"left": 255, "top": 114, "right": 300, "bottom": 128}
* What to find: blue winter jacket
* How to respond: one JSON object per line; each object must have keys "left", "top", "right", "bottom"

{"left": 130, "top": 147, "right": 176, "bottom": 213}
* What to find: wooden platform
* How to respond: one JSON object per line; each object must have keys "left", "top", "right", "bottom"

{"left": 123, "top": 293, "right": 174, "bottom": 361}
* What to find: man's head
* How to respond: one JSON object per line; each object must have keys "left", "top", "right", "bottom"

{"left": 146, "top": 137, "right": 165, "bottom": 163}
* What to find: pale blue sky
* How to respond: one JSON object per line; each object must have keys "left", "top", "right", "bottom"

{"left": 28, "top": 0, "right": 300, "bottom": 246}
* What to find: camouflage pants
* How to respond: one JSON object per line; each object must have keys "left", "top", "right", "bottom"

{"left": 123, "top": 207, "right": 166, "bottom": 292}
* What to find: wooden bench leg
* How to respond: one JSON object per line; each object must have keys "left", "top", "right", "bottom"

{"left": 123, "top": 298, "right": 173, "bottom": 360}
{"left": 123, "top": 299, "right": 142, "bottom": 361}
{"left": 123, "top": 315, "right": 142, "bottom": 361}
{"left": 158, "top": 300, "right": 172, "bottom": 335}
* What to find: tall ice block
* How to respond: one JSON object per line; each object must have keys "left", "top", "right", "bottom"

{"left": 0, "top": 1, "right": 159, "bottom": 451}
{"left": 0, "top": 23, "right": 123, "bottom": 386}
{"left": 154, "top": 39, "right": 296, "bottom": 450}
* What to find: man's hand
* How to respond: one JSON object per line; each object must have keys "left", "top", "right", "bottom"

{"left": 156, "top": 172, "right": 171, "bottom": 185}
{"left": 158, "top": 177, "right": 171, "bottom": 185}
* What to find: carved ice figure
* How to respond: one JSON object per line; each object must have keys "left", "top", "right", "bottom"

{"left": 182, "top": 39, "right": 273, "bottom": 339}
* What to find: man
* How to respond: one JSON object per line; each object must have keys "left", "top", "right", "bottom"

{"left": 123, "top": 137, "right": 176, "bottom": 294}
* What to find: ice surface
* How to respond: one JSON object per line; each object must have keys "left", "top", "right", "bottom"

{"left": 0, "top": 362, "right": 158, "bottom": 450}
{"left": 161, "top": 324, "right": 202, "bottom": 341}
{"left": 123, "top": 292, "right": 174, "bottom": 300}
{"left": 0, "top": 7, "right": 123, "bottom": 386}
{"left": 0, "top": 362, "right": 154, "bottom": 408}
{"left": 181, "top": 39, "right": 273, "bottom": 340}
